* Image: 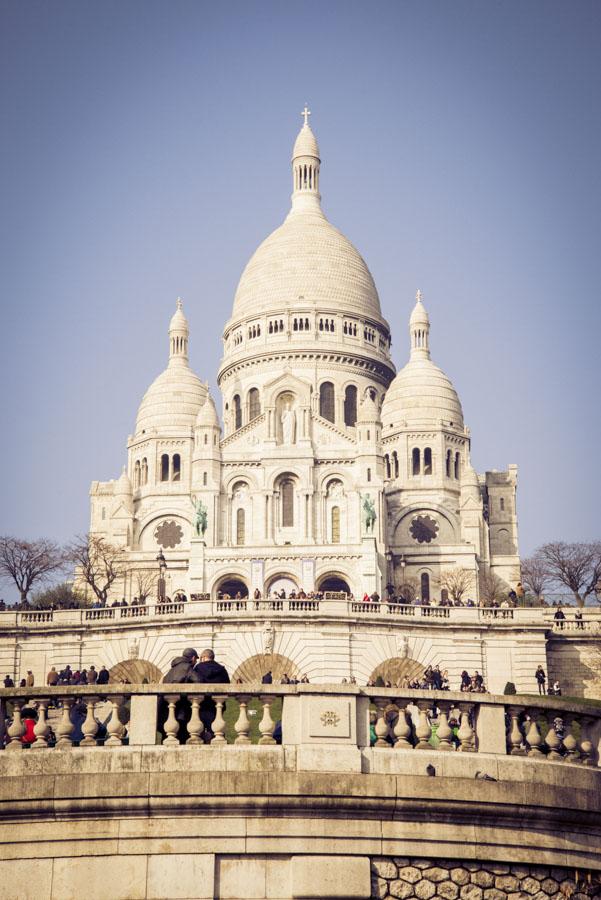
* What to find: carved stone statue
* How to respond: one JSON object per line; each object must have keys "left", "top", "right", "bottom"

{"left": 190, "top": 496, "right": 208, "bottom": 538}
{"left": 263, "top": 623, "right": 274, "bottom": 655}
{"left": 281, "top": 403, "right": 296, "bottom": 445}
{"left": 362, "top": 494, "right": 377, "bottom": 534}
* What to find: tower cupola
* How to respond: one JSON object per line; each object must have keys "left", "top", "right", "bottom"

{"left": 291, "top": 105, "right": 321, "bottom": 213}
{"left": 169, "top": 297, "right": 189, "bottom": 366}
{"left": 409, "top": 290, "right": 430, "bottom": 360}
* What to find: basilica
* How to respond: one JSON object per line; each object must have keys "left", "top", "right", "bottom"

{"left": 89, "top": 112, "right": 519, "bottom": 604}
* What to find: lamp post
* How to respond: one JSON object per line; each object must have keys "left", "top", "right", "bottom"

{"left": 156, "top": 550, "right": 167, "bottom": 602}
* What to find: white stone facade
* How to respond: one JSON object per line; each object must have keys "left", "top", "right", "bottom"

{"left": 88, "top": 114, "right": 520, "bottom": 609}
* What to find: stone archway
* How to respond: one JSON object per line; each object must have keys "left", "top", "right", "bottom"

{"left": 232, "top": 653, "right": 301, "bottom": 684}
{"left": 215, "top": 576, "right": 248, "bottom": 598}
{"left": 369, "top": 656, "right": 425, "bottom": 687}
{"left": 318, "top": 574, "right": 350, "bottom": 594}
{"left": 109, "top": 659, "right": 163, "bottom": 685}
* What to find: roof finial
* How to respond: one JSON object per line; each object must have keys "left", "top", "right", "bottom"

{"left": 416, "top": 289, "right": 423, "bottom": 304}
{"left": 301, "top": 104, "right": 311, "bottom": 127}
{"left": 176, "top": 296, "right": 183, "bottom": 311}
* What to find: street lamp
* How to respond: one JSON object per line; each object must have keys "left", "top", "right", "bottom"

{"left": 156, "top": 550, "right": 167, "bottom": 602}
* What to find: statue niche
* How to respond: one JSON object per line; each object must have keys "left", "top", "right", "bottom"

{"left": 276, "top": 392, "right": 297, "bottom": 445}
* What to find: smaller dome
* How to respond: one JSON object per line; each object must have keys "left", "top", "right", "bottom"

{"left": 461, "top": 462, "right": 480, "bottom": 489}
{"left": 135, "top": 367, "right": 207, "bottom": 434}
{"left": 115, "top": 466, "right": 132, "bottom": 495}
{"left": 410, "top": 291, "right": 429, "bottom": 327}
{"left": 382, "top": 358, "right": 464, "bottom": 431}
{"left": 292, "top": 124, "right": 320, "bottom": 160}
{"left": 196, "top": 394, "right": 220, "bottom": 428}
{"left": 169, "top": 297, "right": 188, "bottom": 332}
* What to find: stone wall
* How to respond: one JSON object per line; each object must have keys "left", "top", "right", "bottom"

{"left": 370, "top": 858, "right": 601, "bottom": 900}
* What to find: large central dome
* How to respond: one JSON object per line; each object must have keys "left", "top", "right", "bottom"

{"left": 229, "top": 116, "right": 385, "bottom": 326}
{"left": 232, "top": 208, "right": 382, "bottom": 321}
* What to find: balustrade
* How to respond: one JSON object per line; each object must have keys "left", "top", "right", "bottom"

{"left": 0, "top": 687, "right": 598, "bottom": 767}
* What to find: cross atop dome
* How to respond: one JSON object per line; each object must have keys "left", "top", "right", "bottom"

{"left": 301, "top": 105, "right": 311, "bottom": 127}
{"left": 416, "top": 289, "right": 423, "bottom": 303}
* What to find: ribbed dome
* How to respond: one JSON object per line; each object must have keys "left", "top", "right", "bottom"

{"left": 382, "top": 358, "right": 464, "bottom": 431}
{"left": 115, "top": 466, "right": 132, "bottom": 495}
{"left": 293, "top": 123, "right": 319, "bottom": 159}
{"left": 196, "top": 394, "right": 220, "bottom": 427}
{"left": 232, "top": 208, "right": 383, "bottom": 321}
{"left": 135, "top": 364, "right": 207, "bottom": 434}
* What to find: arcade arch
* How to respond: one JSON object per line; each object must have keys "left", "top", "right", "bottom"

{"left": 109, "top": 659, "right": 163, "bottom": 685}
{"left": 368, "top": 656, "right": 426, "bottom": 687}
{"left": 232, "top": 653, "right": 301, "bottom": 684}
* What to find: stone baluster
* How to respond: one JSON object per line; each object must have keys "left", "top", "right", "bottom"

{"left": 55, "top": 697, "right": 75, "bottom": 749}
{"left": 373, "top": 698, "right": 391, "bottom": 748}
{"left": 211, "top": 695, "right": 227, "bottom": 744}
{"left": 234, "top": 695, "right": 251, "bottom": 744}
{"left": 105, "top": 696, "right": 125, "bottom": 747}
{"left": 543, "top": 715, "right": 563, "bottom": 761}
{"left": 562, "top": 715, "right": 581, "bottom": 763}
{"left": 579, "top": 716, "right": 596, "bottom": 767}
{"left": 525, "top": 710, "right": 545, "bottom": 758}
{"left": 80, "top": 696, "right": 99, "bottom": 746}
{"left": 507, "top": 706, "right": 525, "bottom": 755}
{"left": 392, "top": 701, "right": 413, "bottom": 750}
{"left": 258, "top": 696, "right": 276, "bottom": 745}
{"left": 186, "top": 696, "right": 204, "bottom": 745}
{"left": 5, "top": 701, "right": 25, "bottom": 751}
{"left": 162, "top": 694, "right": 181, "bottom": 746}
{"left": 435, "top": 701, "right": 453, "bottom": 751}
{"left": 32, "top": 699, "right": 50, "bottom": 749}
{"left": 457, "top": 703, "right": 475, "bottom": 753}
{"left": 415, "top": 701, "right": 433, "bottom": 750}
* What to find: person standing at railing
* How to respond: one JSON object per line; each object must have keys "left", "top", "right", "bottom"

{"left": 46, "top": 667, "right": 59, "bottom": 686}
{"left": 97, "top": 666, "right": 109, "bottom": 685}
{"left": 554, "top": 606, "right": 566, "bottom": 629}
{"left": 194, "top": 649, "right": 230, "bottom": 743}
{"left": 575, "top": 609, "right": 584, "bottom": 629}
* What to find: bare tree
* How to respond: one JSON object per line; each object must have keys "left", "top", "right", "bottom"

{"left": 68, "top": 535, "right": 124, "bottom": 604}
{"left": 135, "top": 569, "right": 158, "bottom": 602}
{"left": 520, "top": 554, "right": 552, "bottom": 602}
{"left": 439, "top": 568, "right": 474, "bottom": 604}
{"left": 478, "top": 568, "right": 507, "bottom": 606}
{"left": 0, "top": 536, "right": 67, "bottom": 604}
{"left": 537, "top": 541, "right": 601, "bottom": 608}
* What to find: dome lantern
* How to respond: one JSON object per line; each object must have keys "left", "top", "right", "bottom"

{"left": 291, "top": 105, "right": 321, "bottom": 214}
{"left": 169, "top": 297, "right": 189, "bottom": 366}
{"left": 409, "top": 290, "right": 430, "bottom": 360}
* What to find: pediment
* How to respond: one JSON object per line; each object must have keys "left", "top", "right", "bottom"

{"left": 312, "top": 417, "right": 355, "bottom": 448}
{"left": 264, "top": 371, "right": 312, "bottom": 406}
{"left": 111, "top": 501, "right": 133, "bottom": 520}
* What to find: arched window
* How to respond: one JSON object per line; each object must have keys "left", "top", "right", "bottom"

{"left": 236, "top": 508, "right": 245, "bottom": 546}
{"left": 393, "top": 451, "right": 399, "bottom": 479}
{"left": 454, "top": 452, "right": 461, "bottom": 479}
{"left": 160, "top": 454, "right": 169, "bottom": 482}
{"left": 172, "top": 453, "right": 181, "bottom": 481}
{"left": 204, "top": 434, "right": 208, "bottom": 445}
{"left": 500, "top": 497, "right": 505, "bottom": 512}
{"left": 424, "top": 447, "right": 432, "bottom": 475}
{"left": 320, "top": 381, "right": 335, "bottom": 422}
{"left": 446, "top": 449, "right": 451, "bottom": 477}
{"left": 441, "top": 588, "right": 449, "bottom": 603}
{"left": 344, "top": 385, "right": 357, "bottom": 426}
{"left": 421, "top": 572, "right": 430, "bottom": 602}
{"left": 134, "top": 460, "right": 140, "bottom": 488}
{"left": 248, "top": 388, "right": 260, "bottom": 420}
{"left": 412, "top": 448, "right": 421, "bottom": 476}
{"left": 233, "top": 395, "right": 242, "bottom": 430}
{"left": 331, "top": 506, "right": 341, "bottom": 543}
{"left": 141, "top": 458, "right": 148, "bottom": 485}
{"left": 385, "top": 454, "right": 391, "bottom": 479}
{"left": 203, "top": 472, "right": 207, "bottom": 486}
{"left": 367, "top": 467, "right": 371, "bottom": 482}
{"left": 281, "top": 480, "right": 294, "bottom": 527}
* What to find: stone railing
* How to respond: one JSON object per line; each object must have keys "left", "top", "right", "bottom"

{"left": 2, "top": 603, "right": 600, "bottom": 630}
{"left": 1, "top": 686, "right": 599, "bottom": 766}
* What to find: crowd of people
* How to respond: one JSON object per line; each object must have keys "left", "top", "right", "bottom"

{"left": 365, "top": 665, "right": 487, "bottom": 693}
{"left": 3, "top": 663, "right": 110, "bottom": 689}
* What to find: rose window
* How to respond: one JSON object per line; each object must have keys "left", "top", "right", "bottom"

{"left": 409, "top": 515, "right": 439, "bottom": 544}
{"left": 154, "top": 520, "right": 184, "bottom": 549}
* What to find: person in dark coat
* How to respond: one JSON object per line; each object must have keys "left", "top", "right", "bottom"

{"left": 159, "top": 648, "right": 201, "bottom": 743}
{"left": 162, "top": 649, "right": 200, "bottom": 684}
{"left": 194, "top": 649, "right": 230, "bottom": 742}
{"left": 261, "top": 671, "right": 273, "bottom": 684}
{"left": 97, "top": 666, "right": 109, "bottom": 685}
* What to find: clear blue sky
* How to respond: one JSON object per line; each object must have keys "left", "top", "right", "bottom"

{"left": 1, "top": 1, "right": 599, "bottom": 565}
